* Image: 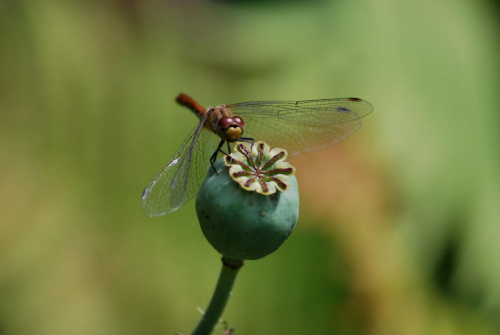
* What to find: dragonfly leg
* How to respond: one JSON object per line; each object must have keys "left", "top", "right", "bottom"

{"left": 215, "top": 141, "right": 234, "bottom": 158}
{"left": 209, "top": 138, "right": 254, "bottom": 173}
{"left": 239, "top": 137, "right": 255, "bottom": 151}
{"left": 210, "top": 139, "right": 226, "bottom": 173}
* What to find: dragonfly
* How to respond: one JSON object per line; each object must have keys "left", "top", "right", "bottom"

{"left": 142, "top": 94, "right": 373, "bottom": 217}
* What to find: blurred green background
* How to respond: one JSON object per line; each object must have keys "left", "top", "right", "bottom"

{"left": 1, "top": 0, "right": 500, "bottom": 334}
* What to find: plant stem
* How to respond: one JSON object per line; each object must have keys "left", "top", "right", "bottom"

{"left": 191, "top": 257, "right": 244, "bottom": 335}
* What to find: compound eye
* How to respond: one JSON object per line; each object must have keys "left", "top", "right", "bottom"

{"left": 232, "top": 116, "right": 244, "bottom": 127}
{"left": 217, "top": 117, "right": 233, "bottom": 129}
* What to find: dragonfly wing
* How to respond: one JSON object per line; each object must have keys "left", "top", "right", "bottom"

{"left": 142, "top": 122, "right": 218, "bottom": 217}
{"left": 228, "top": 98, "right": 373, "bottom": 156}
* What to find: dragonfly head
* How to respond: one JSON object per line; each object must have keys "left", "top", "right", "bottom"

{"left": 217, "top": 116, "right": 245, "bottom": 142}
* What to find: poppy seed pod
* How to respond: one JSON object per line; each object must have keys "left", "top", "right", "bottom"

{"left": 196, "top": 143, "right": 299, "bottom": 261}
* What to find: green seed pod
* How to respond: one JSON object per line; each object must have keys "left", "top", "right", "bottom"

{"left": 196, "top": 142, "right": 299, "bottom": 261}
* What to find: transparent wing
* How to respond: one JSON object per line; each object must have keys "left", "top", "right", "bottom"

{"left": 228, "top": 98, "right": 373, "bottom": 156}
{"left": 141, "top": 120, "right": 218, "bottom": 217}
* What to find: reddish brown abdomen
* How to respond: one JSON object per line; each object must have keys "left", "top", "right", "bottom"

{"left": 176, "top": 93, "right": 206, "bottom": 118}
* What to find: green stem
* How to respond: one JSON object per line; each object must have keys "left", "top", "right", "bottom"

{"left": 191, "top": 257, "right": 244, "bottom": 335}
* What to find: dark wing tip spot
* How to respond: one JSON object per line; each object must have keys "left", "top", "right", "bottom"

{"left": 336, "top": 106, "right": 351, "bottom": 113}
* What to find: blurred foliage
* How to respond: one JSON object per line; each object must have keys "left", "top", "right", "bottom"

{"left": 1, "top": 0, "right": 500, "bottom": 334}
